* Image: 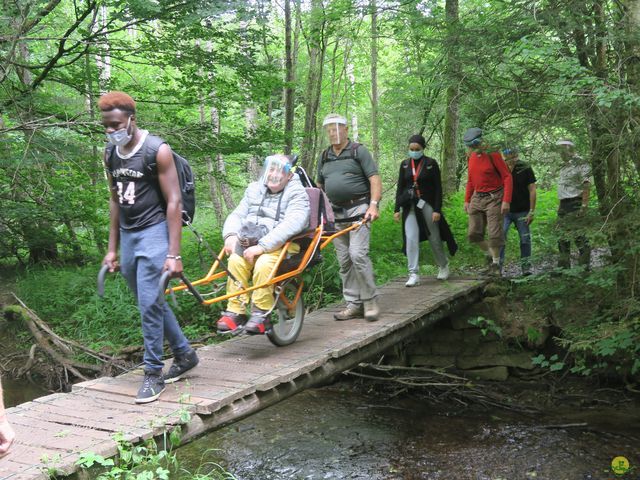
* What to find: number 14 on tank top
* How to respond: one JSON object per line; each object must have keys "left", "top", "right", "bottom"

{"left": 116, "top": 181, "right": 136, "bottom": 205}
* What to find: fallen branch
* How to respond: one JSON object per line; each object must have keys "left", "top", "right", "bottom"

{"left": 347, "top": 363, "right": 540, "bottom": 414}
{"left": 11, "top": 293, "right": 118, "bottom": 365}
{"left": 5, "top": 294, "right": 126, "bottom": 382}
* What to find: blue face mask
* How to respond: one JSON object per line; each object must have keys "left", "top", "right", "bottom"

{"left": 408, "top": 150, "right": 423, "bottom": 160}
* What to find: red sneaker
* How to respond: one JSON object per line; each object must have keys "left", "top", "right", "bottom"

{"left": 244, "top": 310, "right": 272, "bottom": 335}
{"left": 216, "top": 312, "right": 248, "bottom": 333}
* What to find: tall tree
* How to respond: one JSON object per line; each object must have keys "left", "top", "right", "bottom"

{"left": 441, "top": 0, "right": 460, "bottom": 195}
{"left": 300, "top": 0, "right": 327, "bottom": 171}
{"left": 283, "top": 0, "right": 296, "bottom": 154}
{"left": 370, "top": 0, "right": 380, "bottom": 161}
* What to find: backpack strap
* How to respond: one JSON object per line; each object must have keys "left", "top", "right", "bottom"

{"left": 350, "top": 142, "right": 360, "bottom": 162}
{"left": 141, "top": 134, "right": 167, "bottom": 175}
{"left": 104, "top": 143, "right": 115, "bottom": 167}
{"left": 320, "top": 141, "right": 362, "bottom": 167}
{"left": 467, "top": 150, "right": 502, "bottom": 178}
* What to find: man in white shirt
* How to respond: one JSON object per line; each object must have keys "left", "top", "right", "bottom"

{"left": 556, "top": 139, "right": 591, "bottom": 269}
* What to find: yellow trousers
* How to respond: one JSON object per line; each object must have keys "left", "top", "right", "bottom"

{"left": 226, "top": 243, "right": 300, "bottom": 314}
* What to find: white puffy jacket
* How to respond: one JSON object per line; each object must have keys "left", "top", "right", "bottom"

{"left": 223, "top": 175, "right": 310, "bottom": 253}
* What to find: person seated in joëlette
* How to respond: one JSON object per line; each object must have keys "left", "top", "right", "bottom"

{"left": 218, "top": 154, "right": 310, "bottom": 335}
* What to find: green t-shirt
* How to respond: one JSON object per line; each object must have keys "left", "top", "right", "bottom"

{"left": 316, "top": 141, "right": 378, "bottom": 204}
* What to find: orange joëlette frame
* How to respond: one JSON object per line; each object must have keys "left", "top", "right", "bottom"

{"left": 164, "top": 220, "right": 366, "bottom": 307}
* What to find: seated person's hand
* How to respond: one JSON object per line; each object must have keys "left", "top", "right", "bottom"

{"left": 243, "top": 245, "right": 265, "bottom": 264}
{"left": 224, "top": 235, "right": 238, "bottom": 255}
{"left": 393, "top": 212, "right": 401, "bottom": 223}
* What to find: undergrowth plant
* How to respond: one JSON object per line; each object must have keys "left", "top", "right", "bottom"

{"left": 75, "top": 431, "right": 236, "bottom": 480}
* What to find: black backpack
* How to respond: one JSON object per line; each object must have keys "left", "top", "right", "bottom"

{"left": 106, "top": 135, "right": 196, "bottom": 226}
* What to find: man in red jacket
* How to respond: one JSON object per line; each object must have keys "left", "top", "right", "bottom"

{"left": 462, "top": 128, "right": 512, "bottom": 276}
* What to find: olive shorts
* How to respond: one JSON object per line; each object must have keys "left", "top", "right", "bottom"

{"left": 467, "top": 192, "right": 505, "bottom": 248}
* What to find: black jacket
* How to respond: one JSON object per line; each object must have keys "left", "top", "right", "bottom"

{"left": 394, "top": 156, "right": 458, "bottom": 256}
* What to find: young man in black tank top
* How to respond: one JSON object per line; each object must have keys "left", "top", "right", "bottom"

{"left": 100, "top": 91, "right": 198, "bottom": 404}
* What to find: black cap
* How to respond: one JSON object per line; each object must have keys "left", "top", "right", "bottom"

{"left": 408, "top": 134, "right": 426, "bottom": 148}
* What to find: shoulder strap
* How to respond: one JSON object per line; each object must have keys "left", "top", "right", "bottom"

{"left": 104, "top": 144, "right": 116, "bottom": 186}
{"left": 350, "top": 142, "right": 360, "bottom": 162}
{"left": 320, "top": 146, "right": 330, "bottom": 168}
{"left": 274, "top": 191, "right": 285, "bottom": 222}
{"left": 104, "top": 144, "right": 115, "bottom": 169}
{"left": 142, "top": 135, "right": 167, "bottom": 175}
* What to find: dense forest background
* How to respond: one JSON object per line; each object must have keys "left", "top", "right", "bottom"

{"left": 1, "top": 0, "right": 639, "bottom": 383}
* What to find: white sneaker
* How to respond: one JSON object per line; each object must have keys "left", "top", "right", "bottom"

{"left": 405, "top": 273, "right": 420, "bottom": 287}
{"left": 437, "top": 264, "right": 450, "bottom": 280}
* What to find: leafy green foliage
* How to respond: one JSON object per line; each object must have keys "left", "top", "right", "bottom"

{"left": 467, "top": 316, "right": 503, "bottom": 338}
{"left": 532, "top": 353, "right": 565, "bottom": 372}
{"left": 76, "top": 431, "right": 235, "bottom": 479}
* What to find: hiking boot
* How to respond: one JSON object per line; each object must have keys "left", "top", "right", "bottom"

{"left": 405, "top": 273, "right": 420, "bottom": 287}
{"left": 487, "top": 262, "right": 502, "bottom": 278}
{"left": 217, "top": 311, "right": 248, "bottom": 333}
{"left": 135, "top": 372, "right": 165, "bottom": 404}
{"left": 164, "top": 348, "right": 199, "bottom": 384}
{"left": 364, "top": 298, "right": 380, "bottom": 322}
{"left": 437, "top": 264, "right": 450, "bottom": 281}
{"left": 334, "top": 303, "right": 364, "bottom": 321}
{"left": 244, "top": 308, "right": 272, "bottom": 335}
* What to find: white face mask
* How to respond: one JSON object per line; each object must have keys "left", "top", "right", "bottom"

{"left": 107, "top": 117, "right": 132, "bottom": 146}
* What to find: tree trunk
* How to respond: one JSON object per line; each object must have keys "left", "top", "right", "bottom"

{"left": 624, "top": 0, "right": 640, "bottom": 177}
{"left": 347, "top": 61, "right": 359, "bottom": 142}
{"left": 370, "top": 0, "right": 380, "bottom": 161}
{"left": 95, "top": 5, "right": 110, "bottom": 93}
{"left": 245, "top": 107, "right": 261, "bottom": 180}
{"left": 442, "top": 0, "right": 460, "bottom": 195}
{"left": 300, "top": 0, "right": 326, "bottom": 172}
{"left": 211, "top": 102, "right": 235, "bottom": 214}
{"left": 283, "top": 0, "right": 295, "bottom": 154}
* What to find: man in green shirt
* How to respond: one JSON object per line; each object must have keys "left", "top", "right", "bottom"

{"left": 317, "top": 113, "right": 382, "bottom": 322}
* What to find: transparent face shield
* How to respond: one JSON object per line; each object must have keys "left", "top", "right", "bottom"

{"left": 261, "top": 154, "right": 292, "bottom": 193}
{"left": 322, "top": 116, "right": 347, "bottom": 146}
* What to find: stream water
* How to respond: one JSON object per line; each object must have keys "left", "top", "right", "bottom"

{"left": 176, "top": 383, "right": 640, "bottom": 480}
{"left": 3, "top": 376, "right": 48, "bottom": 408}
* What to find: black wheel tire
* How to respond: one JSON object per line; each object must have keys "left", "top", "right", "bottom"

{"left": 267, "top": 281, "right": 305, "bottom": 346}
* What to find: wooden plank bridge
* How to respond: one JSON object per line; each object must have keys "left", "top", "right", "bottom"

{"left": 2, "top": 277, "right": 485, "bottom": 479}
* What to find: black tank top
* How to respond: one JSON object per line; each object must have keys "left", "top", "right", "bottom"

{"left": 107, "top": 133, "right": 167, "bottom": 231}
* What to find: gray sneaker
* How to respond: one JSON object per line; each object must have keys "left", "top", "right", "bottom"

{"left": 135, "top": 372, "right": 165, "bottom": 404}
{"left": 164, "top": 348, "right": 199, "bottom": 384}
{"left": 334, "top": 304, "right": 364, "bottom": 321}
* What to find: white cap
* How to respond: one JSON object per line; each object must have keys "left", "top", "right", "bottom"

{"left": 322, "top": 113, "right": 347, "bottom": 127}
{"left": 556, "top": 139, "right": 575, "bottom": 147}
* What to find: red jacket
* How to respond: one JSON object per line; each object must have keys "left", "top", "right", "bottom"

{"left": 464, "top": 151, "right": 513, "bottom": 203}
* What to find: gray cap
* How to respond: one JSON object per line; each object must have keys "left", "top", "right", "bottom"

{"left": 556, "top": 139, "right": 574, "bottom": 147}
{"left": 463, "top": 127, "right": 483, "bottom": 145}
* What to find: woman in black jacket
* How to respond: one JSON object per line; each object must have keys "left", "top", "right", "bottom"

{"left": 394, "top": 134, "right": 458, "bottom": 286}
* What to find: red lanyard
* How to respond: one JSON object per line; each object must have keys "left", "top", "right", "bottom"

{"left": 411, "top": 158, "right": 424, "bottom": 198}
